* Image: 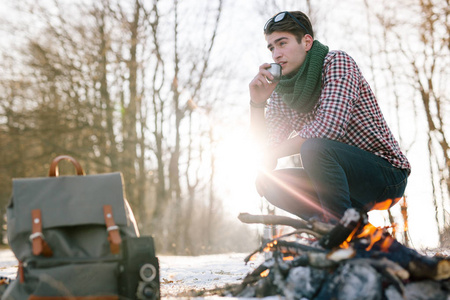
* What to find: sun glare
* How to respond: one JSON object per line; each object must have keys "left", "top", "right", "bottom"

{"left": 215, "top": 131, "right": 262, "bottom": 214}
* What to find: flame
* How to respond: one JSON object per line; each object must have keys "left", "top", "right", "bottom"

{"left": 260, "top": 269, "right": 270, "bottom": 277}
{"left": 283, "top": 256, "right": 294, "bottom": 261}
{"left": 371, "top": 199, "right": 392, "bottom": 210}
{"left": 346, "top": 223, "right": 361, "bottom": 243}
{"left": 339, "top": 221, "right": 362, "bottom": 249}
{"left": 380, "top": 235, "right": 395, "bottom": 252}
{"left": 355, "top": 223, "right": 395, "bottom": 251}
{"left": 366, "top": 227, "right": 383, "bottom": 251}
{"left": 356, "top": 223, "right": 378, "bottom": 239}
{"left": 248, "top": 253, "right": 258, "bottom": 261}
{"left": 347, "top": 198, "right": 403, "bottom": 251}
{"left": 272, "top": 227, "right": 284, "bottom": 239}
{"left": 263, "top": 240, "right": 278, "bottom": 253}
{"left": 340, "top": 241, "right": 349, "bottom": 249}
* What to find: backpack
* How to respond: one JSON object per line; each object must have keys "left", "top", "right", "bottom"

{"left": 2, "top": 155, "right": 160, "bottom": 300}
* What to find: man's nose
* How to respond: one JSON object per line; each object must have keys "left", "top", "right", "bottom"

{"left": 272, "top": 48, "right": 282, "bottom": 61}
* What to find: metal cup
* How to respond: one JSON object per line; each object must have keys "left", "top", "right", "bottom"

{"left": 267, "top": 63, "right": 282, "bottom": 82}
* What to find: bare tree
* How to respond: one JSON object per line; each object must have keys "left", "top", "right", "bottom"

{"left": 362, "top": 0, "right": 450, "bottom": 246}
{"left": 0, "top": 0, "right": 250, "bottom": 254}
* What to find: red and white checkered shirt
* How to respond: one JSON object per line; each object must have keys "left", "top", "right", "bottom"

{"left": 266, "top": 50, "right": 411, "bottom": 172}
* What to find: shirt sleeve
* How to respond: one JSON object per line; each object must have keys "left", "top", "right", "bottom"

{"left": 298, "top": 51, "right": 361, "bottom": 140}
{"left": 266, "top": 95, "right": 297, "bottom": 147}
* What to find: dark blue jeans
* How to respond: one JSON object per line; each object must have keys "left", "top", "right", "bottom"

{"left": 257, "top": 138, "right": 408, "bottom": 222}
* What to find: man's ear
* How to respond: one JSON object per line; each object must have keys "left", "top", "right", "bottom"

{"left": 303, "top": 34, "right": 314, "bottom": 51}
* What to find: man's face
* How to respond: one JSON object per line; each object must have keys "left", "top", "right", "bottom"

{"left": 265, "top": 31, "right": 312, "bottom": 76}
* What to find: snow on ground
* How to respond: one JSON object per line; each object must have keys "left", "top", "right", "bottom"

{"left": 0, "top": 249, "right": 261, "bottom": 298}
{"left": 2, "top": 247, "right": 448, "bottom": 298}
{"left": 159, "top": 252, "right": 255, "bottom": 297}
{"left": 0, "top": 250, "right": 18, "bottom": 280}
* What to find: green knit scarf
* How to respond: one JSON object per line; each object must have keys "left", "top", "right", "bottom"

{"left": 275, "top": 40, "right": 329, "bottom": 113}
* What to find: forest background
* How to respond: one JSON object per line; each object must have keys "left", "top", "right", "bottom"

{"left": 0, "top": 0, "right": 448, "bottom": 255}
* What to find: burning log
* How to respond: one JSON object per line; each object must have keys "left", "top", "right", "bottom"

{"left": 345, "top": 258, "right": 408, "bottom": 295}
{"left": 319, "top": 208, "right": 365, "bottom": 249}
{"left": 318, "top": 261, "right": 383, "bottom": 300}
{"left": 244, "top": 233, "right": 326, "bottom": 263}
{"left": 238, "top": 212, "right": 334, "bottom": 235}
{"left": 232, "top": 209, "right": 450, "bottom": 299}
{"left": 341, "top": 219, "right": 450, "bottom": 282}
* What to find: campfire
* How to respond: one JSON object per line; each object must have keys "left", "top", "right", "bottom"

{"left": 208, "top": 207, "right": 450, "bottom": 299}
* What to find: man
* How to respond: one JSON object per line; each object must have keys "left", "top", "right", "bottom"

{"left": 249, "top": 11, "right": 410, "bottom": 222}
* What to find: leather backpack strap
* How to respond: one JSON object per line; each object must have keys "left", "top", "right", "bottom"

{"left": 30, "top": 209, "right": 53, "bottom": 257}
{"left": 18, "top": 261, "right": 25, "bottom": 283}
{"left": 48, "top": 155, "right": 85, "bottom": 177}
{"left": 103, "top": 205, "right": 122, "bottom": 254}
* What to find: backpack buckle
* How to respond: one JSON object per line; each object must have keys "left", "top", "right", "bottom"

{"left": 103, "top": 205, "right": 122, "bottom": 254}
{"left": 30, "top": 209, "right": 53, "bottom": 257}
{"left": 29, "top": 232, "right": 44, "bottom": 242}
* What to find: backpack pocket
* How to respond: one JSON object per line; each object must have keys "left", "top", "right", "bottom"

{"left": 3, "top": 259, "right": 120, "bottom": 299}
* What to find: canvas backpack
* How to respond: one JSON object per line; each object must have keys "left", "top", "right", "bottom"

{"left": 2, "top": 155, "right": 160, "bottom": 300}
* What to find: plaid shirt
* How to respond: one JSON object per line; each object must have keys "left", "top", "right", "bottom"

{"left": 266, "top": 50, "right": 411, "bottom": 171}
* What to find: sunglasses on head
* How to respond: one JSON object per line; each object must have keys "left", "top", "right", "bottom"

{"left": 264, "top": 11, "right": 311, "bottom": 36}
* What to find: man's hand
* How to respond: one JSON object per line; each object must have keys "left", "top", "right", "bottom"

{"left": 249, "top": 63, "right": 278, "bottom": 104}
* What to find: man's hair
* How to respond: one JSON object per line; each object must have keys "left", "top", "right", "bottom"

{"left": 264, "top": 11, "right": 314, "bottom": 42}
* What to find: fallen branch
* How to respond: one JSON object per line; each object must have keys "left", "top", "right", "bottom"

{"left": 354, "top": 238, "right": 450, "bottom": 281}
{"left": 244, "top": 238, "right": 326, "bottom": 264}
{"left": 349, "top": 257, "right": 409, "bottom": 295}
{"left": 238, "top": 213, "right": 334, "bottom": 235}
